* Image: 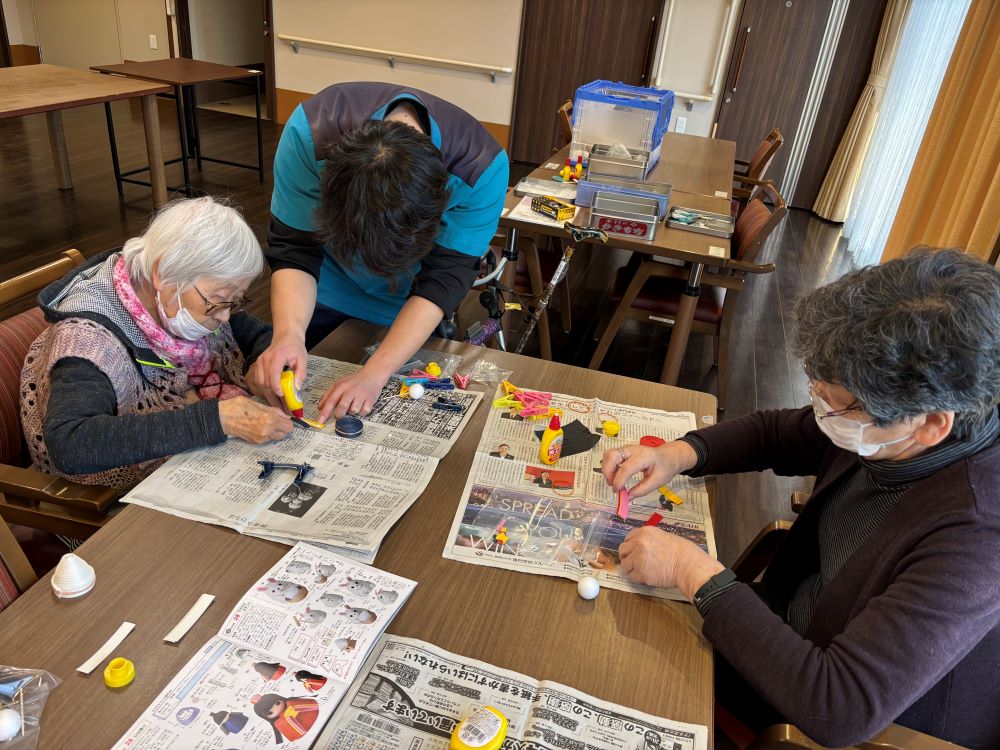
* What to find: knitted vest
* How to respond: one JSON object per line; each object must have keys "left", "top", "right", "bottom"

{"left": 20, "top": 256, "right": 248, "bottom": 491}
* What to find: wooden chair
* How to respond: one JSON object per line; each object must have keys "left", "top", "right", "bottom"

{"left": 725, "top": 494, "right": 967, "bottom": 750}
{"left": 0, "top": 517, "right": 37, "bottom": 610}
{"left": 732, "top": 128, "right": 783, "bottom": 217}
{"left": 0, "top": 250, "right": 118, "bottom": 540}
{"left": 589, "top": 177, "right": 787, "bottom": 410}
{"left": 557, "top": 99, "right": 573, "bottom": 148}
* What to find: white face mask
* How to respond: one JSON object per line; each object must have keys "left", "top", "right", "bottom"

{"left": 810, "top": 390, "right": 912, "bottom": 457}
{"left": 156, "top": 289, "right": 216, "bottom": 340}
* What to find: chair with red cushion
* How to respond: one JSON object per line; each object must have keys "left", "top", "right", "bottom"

{"left": 0, "top": 250, "right": 117, "bottom": 540}
{"left": 0, "top": 517, "right": 36, "bottom": 610}
{"left": 589, "top": 178, "right": 787, "bottom": 410}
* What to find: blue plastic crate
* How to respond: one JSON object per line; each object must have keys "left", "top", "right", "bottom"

{"left": 571, "top": 80, "right": 675, "bottom": 169}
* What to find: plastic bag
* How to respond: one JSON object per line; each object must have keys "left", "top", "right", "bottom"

{"left": 468, "top": 358, "right": 513, "bottom": 388}
{"left": 0, "top": 666, "right": 61, "bottom": 749}
{"left": 362, "top": 344, "right": 462, "bottom": 378}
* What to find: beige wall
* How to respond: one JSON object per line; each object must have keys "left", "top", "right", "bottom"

{"left": 28, "top": 0, "right": 168, "bottom": 68}
{"left": 652, "top": 0, "right": 740, "bottom": 137}
{"left": 117, "top": 0, "right": 170, "bottom": 62}
{"left": 189, "top": 0, "right": 265, "bottom": 66}
{"left": 31, "top": 0, "right": 122, "bottom": 68}
{"left": 272, "top": 0, "right": 522, "bottom": 127}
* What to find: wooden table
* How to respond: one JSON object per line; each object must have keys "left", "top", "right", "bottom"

{"left": 503, "top": 133, "right": 736, "bottom": 385}
{"left": 90, "top": 59, "right": 264, "bottom": 196}
{"left": 0, "top": 64, "right": 171, "bottom": 206}
{"left": 0, "top": 320, "right": 717, "bottom": 748}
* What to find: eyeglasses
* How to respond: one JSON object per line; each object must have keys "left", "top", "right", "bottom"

{"left": 193, "top": 285, "right": 250, "bottom": 314}
{"left": 807, "top": 380, "right": 865, "bottom": 420}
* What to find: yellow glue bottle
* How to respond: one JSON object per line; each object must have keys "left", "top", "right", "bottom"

{"left": 450, "top": 706, "right": 508, "bottom": 750}
{"left": 539, "top": 414, "right": 564, "bottom": 465}
{"left": 280, "top": 368, "right": 304, "bottom": 418}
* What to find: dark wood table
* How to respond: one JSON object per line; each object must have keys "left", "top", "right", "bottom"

{"left": 0, "top": 320, "right": 717, "bottom": 748}
{"left": 503, "top": 133, "right": 737, "bottom": 385}
{"left": 0, "top": 64, "right": 171, "bottom": 206}
{"left": 90, "top": 59, "right": 264, "bottom": 197}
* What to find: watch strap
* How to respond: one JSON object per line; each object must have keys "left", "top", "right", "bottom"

{"left": 693, "top": 567, "right": 739, "bottom": 616}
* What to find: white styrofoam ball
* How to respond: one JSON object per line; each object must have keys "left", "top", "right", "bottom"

{"left": 577, "top": 576, "right": 600, "bottom": 600}
{"left": 408, "top": 383, "right": 425, "bottom": 400}
{"left": 0, "top": 708, "right": 21, "bottom": 741}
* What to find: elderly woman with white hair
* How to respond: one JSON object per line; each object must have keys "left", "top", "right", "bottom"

{"left": 21, "top": 197, "right": 292, "bottom": 491}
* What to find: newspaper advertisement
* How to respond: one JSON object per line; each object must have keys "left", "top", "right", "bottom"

{"left": 443, "top": 389, "right": 714, "bottom": 600}
{"left": 122, "top": 356, "right": 482, "bottom": 554}
{"left": 314, "top": 635, "right": 708, "bottom": 750}
{"left": 112, "top": 543, "right": 416, "bottom": 749}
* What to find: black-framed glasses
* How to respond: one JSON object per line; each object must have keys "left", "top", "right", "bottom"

{"left": 193, "top": 285, "right": 250, "bottom": 314}
{"left": 807, "top": 379, "right": 865, "bottom": 420}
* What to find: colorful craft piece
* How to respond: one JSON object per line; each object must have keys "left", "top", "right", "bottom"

{"left": 645, "top": 512, "right": 665, "bottom": 527}
{"left": 454, "top": 373, "right": 471, "bottom": 389}
{"left": 658, "top": 485, "right": 685, "bottom": 505}
{"left": 640, "top": 435, "right": 666, "bottom": 448}
{"left": 335, "top": 417, "right": 364, "bottom": 438}
{"left": 616, "top": 488, "right": 630, "bottom": 519}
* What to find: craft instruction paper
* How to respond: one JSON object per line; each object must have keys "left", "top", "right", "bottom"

{"left": 122, "top": 355, "right": 482, "bottom": 553}
{"left": 314, "top": 635, "right": 708, "bottom": 750}
{"left": 112, "top": 543, "right": 415, "bottom": 749}
{"left": 443, "top": 388, "right": 715, "bottom": 600}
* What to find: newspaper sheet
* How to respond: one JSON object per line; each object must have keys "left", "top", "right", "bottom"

{"left": 314, "top": 635, "right": 708, "bottom": 750}
{"left": 123, "top": 356, "right": 482, "bottom": 554}
{"left": 112, "top": 543, "right": 416, "bottom": 749}
{"left": 443, "top": 389, "right": 714, "bottom": 600}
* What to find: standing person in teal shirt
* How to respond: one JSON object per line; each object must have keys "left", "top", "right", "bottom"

{"left": 250, "top": 82, "right": 508, "bottom": 421}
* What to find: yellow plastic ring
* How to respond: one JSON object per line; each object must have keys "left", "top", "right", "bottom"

{"left": 104, "top": 657, "right": 135, "bottom": 688}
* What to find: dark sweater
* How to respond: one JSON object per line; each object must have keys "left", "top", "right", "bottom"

{"left": 43, "top": 311, "right": 270, "bottom": 476}
{"left": 686, "top": 407, "right": 1000, "bottom": 748}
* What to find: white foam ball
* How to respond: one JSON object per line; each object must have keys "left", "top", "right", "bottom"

{"left": 577, "top": 576, "right": 600, "bottom": 600}
{"left": 0, "top": 708, "right": 21, "bottom": 741}
{"left": 408, "top": 383, "right": 425, "bottom": 400}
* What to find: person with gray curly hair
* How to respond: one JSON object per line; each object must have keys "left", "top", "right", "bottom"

{"left": 21, "top": 197, "right": 292, "bottom": 492}
{"left": 600, "top": 248, "right": 1000, "bottom": 748}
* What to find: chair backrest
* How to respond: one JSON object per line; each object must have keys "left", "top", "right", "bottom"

{"left": 745, "top": 128, "right": 784, "bottom": 182}
{"left": 0, "top": 250, "right": 86, "bottom": 465}
{"left": 557, "top": 99, "right": 573, "bottom": 146}
{"left": 733, "top": 180, "right": 787, "bottom": 263}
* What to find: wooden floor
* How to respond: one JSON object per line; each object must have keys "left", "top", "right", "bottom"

{"left": 1, "top": 100, "right": 853, "bottom": 564}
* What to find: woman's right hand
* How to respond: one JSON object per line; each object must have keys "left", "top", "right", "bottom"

{"left": 600, "top": 440, "right": 699, "bottom": 497}
{"left": 219, "top": 397, "right": 293, "bottom": 444}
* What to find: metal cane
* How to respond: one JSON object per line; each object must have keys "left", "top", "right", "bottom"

{"left": 513, "top": 222, "right": 608, "bottom": 355}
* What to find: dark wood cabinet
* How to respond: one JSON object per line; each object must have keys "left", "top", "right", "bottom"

{"left": 509, "top": 0, "right": 661, "bottom": 165}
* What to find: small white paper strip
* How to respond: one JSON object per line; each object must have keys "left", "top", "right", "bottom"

{"left": 543, "top": 162, "right": 560, "bottom": 170}
{"left": 163, "top": 593, "right": 215, "bottom": 643}
{"left": 709, "top": 245, "right": 726, "bottom": 258}
{"left": 714, "top": 190, "right": 728, "bottom": 198}
{"left": 77, "top": 622, "right": 135, "bottom": 674}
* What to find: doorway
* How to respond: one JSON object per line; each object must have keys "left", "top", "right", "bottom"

{"left": 174, "top": 0, "right": 275, "bottom": 121}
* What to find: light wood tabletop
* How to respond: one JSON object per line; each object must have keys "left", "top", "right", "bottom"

{"left": 502, "top": 133, "right": 736, "bottom": 387}
{"left": 0, "top": 64, "right": 170, "bottom": 206}
{"left": 0, "top": 320, "right": 717, "bottom": 748}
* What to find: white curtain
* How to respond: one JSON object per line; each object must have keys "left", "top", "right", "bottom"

{"left": 842, "top": 0, "right": 971, "bottom": 267}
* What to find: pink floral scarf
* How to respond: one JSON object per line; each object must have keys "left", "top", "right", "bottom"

{"left": 112, "top": 256, "right": 248, "bottom": 401}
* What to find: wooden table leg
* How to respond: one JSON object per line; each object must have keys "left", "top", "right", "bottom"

{"left": 44, "top": 110, "right": 72, "bottom": 190}
{"left": 139, "top": 94, "right": 168, "bottom": 207}
{"left": 660, "top": 263, "right": 704, "bottom": 385}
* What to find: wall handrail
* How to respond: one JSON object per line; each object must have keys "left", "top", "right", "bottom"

{"left": 278, "top": 34, "right": 513, "bottom": 83}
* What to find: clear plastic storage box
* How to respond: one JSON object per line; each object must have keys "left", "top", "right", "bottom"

{"left": 571, "top": 80, "right": 675, "bottom": 173}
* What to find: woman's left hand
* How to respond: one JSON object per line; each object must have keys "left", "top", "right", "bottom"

{"left": 318, "top": 368, "right": 386, "bottom": 422}
{"left": 619, "top": 527, "right": 724, "bottom": 600}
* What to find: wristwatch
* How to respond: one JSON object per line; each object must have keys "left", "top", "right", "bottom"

{"left": 692, "top": 567, "right": 739, "bottom": 614}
